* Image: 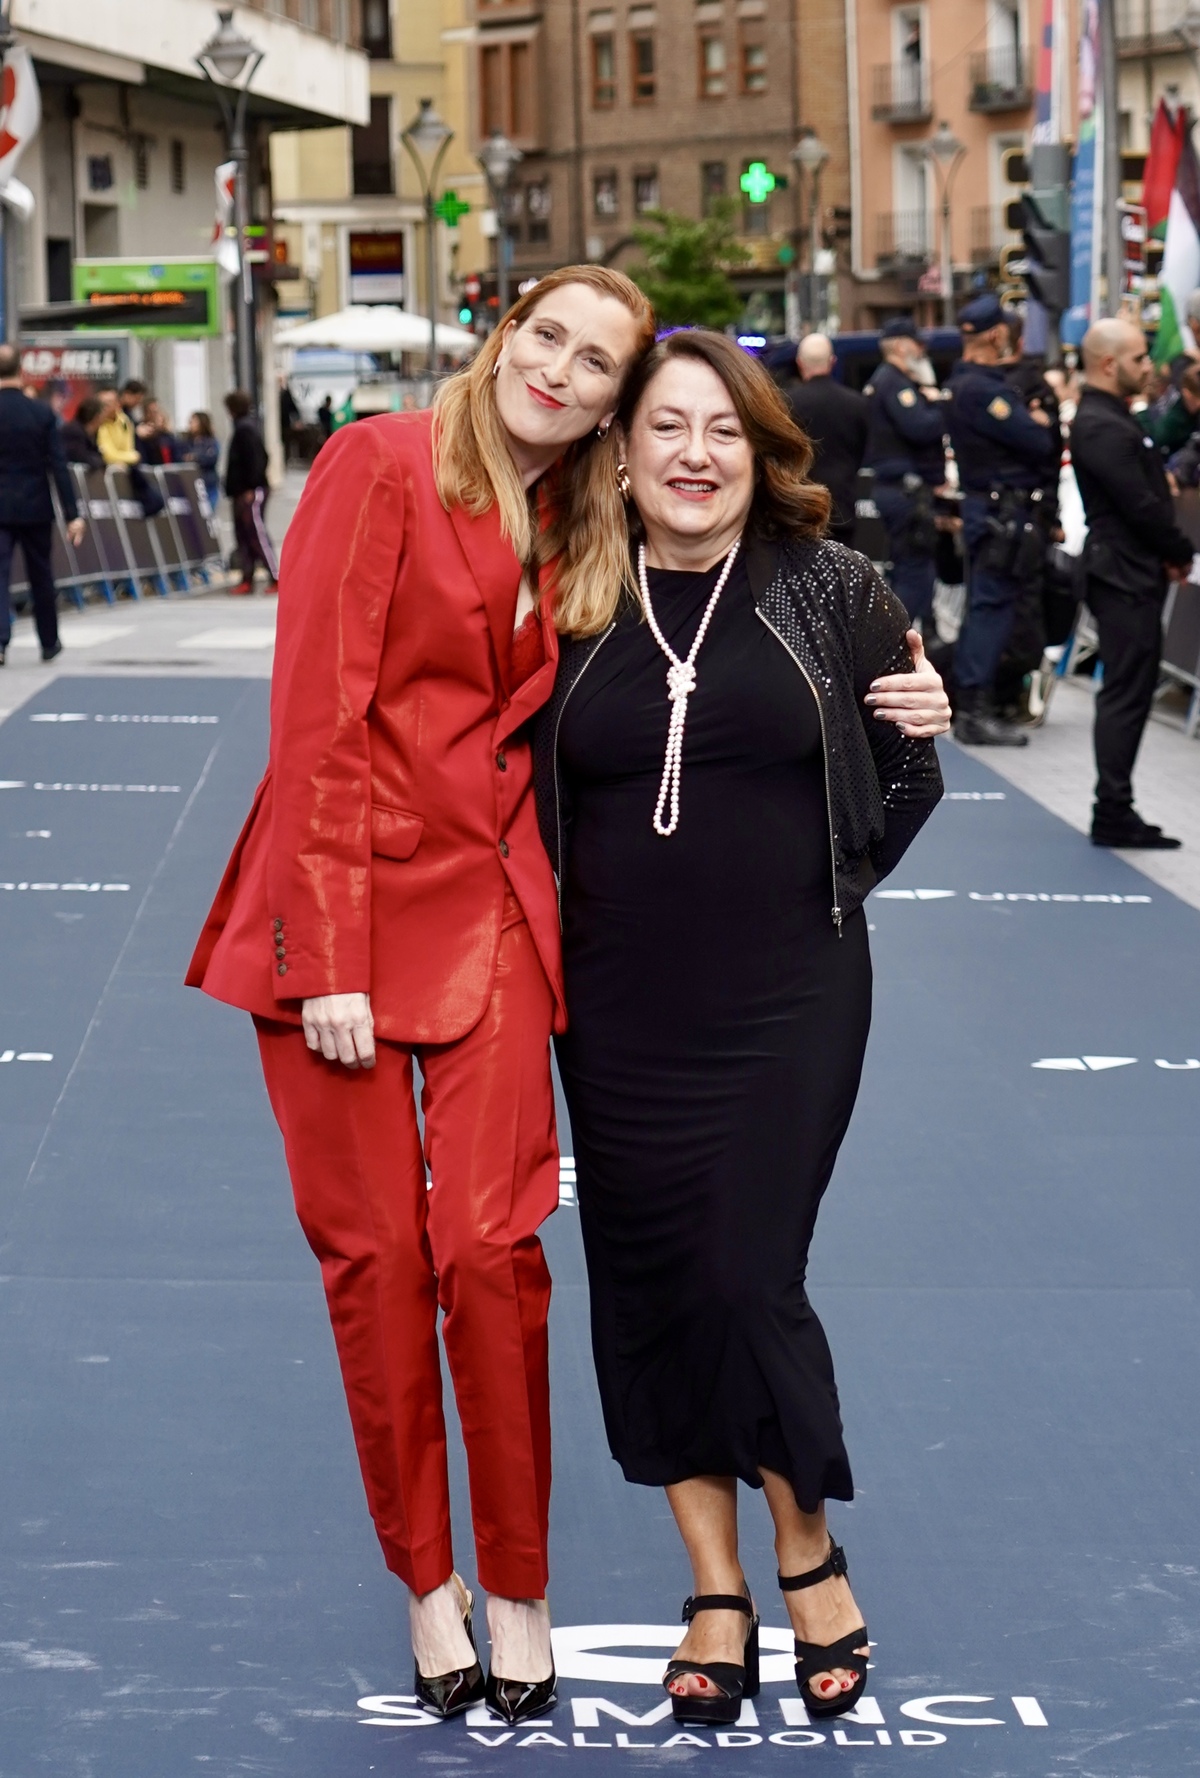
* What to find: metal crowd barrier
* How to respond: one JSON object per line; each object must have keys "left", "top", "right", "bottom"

{"left": 9, "top": 462, "right": 224, "bottom": 609}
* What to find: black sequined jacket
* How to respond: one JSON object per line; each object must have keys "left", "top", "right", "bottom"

{"left": 533, "top": 530, "right": 943, "bottom": 931}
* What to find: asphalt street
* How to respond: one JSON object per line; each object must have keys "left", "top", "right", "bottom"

{"left": 1, "top": 661, "right": 1197, "bottom": 1777}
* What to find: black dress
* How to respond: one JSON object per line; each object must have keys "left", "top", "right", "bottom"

{"left": 555, "top": 554, "right": 872, "bottom": 1511}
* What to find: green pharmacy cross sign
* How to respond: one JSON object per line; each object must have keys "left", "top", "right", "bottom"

{"left": 740, "top": 162, "right": 776, "bottom": 205}
{"left": 434, "top": 191, "right": 471, "bottom": 225}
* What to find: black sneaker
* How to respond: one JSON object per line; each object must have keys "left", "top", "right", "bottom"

{"left": 41, "top": 640, "right": 63, "bottom": 663}
{"left": 1091, "top": 815, "right": 1181, "bottom": 850}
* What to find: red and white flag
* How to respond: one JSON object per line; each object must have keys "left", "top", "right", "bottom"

{"left": 0, "top": 45, "right": 41, "bottom": 218}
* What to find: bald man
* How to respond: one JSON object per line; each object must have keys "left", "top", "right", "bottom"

{"left": 1070, "top": 320, "right": 1192, "bottom": 847}
{"left": 786, "top": 333, "right": 869, "bottom": 548}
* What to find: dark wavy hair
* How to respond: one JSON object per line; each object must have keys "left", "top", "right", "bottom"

{"left": 616, "top": 328, "right": 832, "bottom": 540}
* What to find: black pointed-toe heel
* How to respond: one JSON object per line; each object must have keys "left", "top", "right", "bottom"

{"left": 413, "top": 1583, "right": 486, "bottom": 1720}
{"left": 779, "top": 1538, "right": 869, "bottom": 1721}
{"left": 663, "top": 1591, "right": 761, "bottom": 1727}
{"left": 485, "top": 1665, "right": 558, "bottom": 1725}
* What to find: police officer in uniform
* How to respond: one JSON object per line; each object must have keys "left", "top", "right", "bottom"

{"left": 863, "top": 316, "right": 948, "bottom": 629}
{"left": 945, "top": 294, "right": 1057, "bottom": 745}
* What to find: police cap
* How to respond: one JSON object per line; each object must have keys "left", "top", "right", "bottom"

{"left": 880, "top": 316, "right": 921, "bottom": 342}
{"left": 957, "top": 293, "right": 1011, "bottom": 334}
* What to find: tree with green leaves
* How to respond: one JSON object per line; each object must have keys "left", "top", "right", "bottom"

{"left": 627, "top": 202, "right": 751, "bottom": 330}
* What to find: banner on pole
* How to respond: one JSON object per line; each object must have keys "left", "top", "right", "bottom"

{"left": 1063, "top": 0, "right": 1100, "bottom": 345}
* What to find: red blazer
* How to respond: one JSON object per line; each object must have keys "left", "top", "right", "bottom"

{"left": 186, "top": 410, "right": 566, "bottom": 1045}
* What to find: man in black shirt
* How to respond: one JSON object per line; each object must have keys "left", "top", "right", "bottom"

{"left": 0, "top": 344, "right": 85, "bottom": 664}
{"left": 1070, "top": 319, "right": 1192, "bottom": 848}
{"left": 786, "top": 334, "right": 868, "bottom": 547}
{"left": 223, "top": 389, "right": 279, "bottom": 596}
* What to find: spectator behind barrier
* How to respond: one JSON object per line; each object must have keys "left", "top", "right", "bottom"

{"left": 181, "top": 411, "right": 221, "bottom": 512}
{"left": 61, "top": 396, "right": 106, "bottom": 470}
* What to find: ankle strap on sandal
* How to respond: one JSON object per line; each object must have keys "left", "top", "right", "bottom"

{"left": 777, "top": 1539, "right": 848, "bottom": 1593}
{"left": 682, "top": 1592, "right": 753, "bottom": 1623}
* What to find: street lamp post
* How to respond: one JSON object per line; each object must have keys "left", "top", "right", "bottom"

{"left": 196, "top": 9, "right": 265, "bottom": 407}
{"left": 478, "top": 129, "right": 523, "bottom": 320}
{"left": 924, "top": 120, "right": 966, "bottom": 328}
{"left": 401, "top": 99, "right": 454, "bottom": 378}
{"left": 791, "top": 130, "right": 830, "bottom": 329}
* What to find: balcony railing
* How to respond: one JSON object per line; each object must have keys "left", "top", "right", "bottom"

{"left": 1116, "top": 0, "right": 1200, "bottom": 52}
{"left": 970, "top": 205, "right": 1019, "bottom": 265}
{"left": 876, "top": 210, "right": 932, "bottom": 266}
{"left": 871, "top": 61, "right": 932, "bottom": 122}
{"left": 968, "top": 46, "right": 1034, "bottom": 110}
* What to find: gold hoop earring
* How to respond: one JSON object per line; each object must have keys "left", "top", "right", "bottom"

{"left": 597, "top": 419, "right": 611, "bottom": 438}
{"left": 616, "top": 461, "right": 631, "bottom": 499}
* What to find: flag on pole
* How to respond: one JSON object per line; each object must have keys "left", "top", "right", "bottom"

{"left": 1152, "top": 118, "right": 1200, "bottom": 364}
{"left": 213, "top": 160, "right": 240, "bottom": 279}
{"left": 1142, "top": 99, "right": 1187, "bottom": 241}
{"left": 0, "top": 45, "right": 41, "bottom": 195}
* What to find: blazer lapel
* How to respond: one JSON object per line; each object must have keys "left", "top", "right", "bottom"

{"left": 448, "top": 500, "right": 521, "bottom": 693}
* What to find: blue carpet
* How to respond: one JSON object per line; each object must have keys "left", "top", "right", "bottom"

{"left": 1, "top": 679, "right": 1196, "bottom": 1775}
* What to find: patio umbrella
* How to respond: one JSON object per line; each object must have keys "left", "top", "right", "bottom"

{"left": 276, "top": 305, "right": 479, "bottom": 358}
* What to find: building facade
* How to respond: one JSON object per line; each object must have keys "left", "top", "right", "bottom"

{"left": 844, "top": 0, "right": 1078, "bottom": 329}
{"left": 271, "top": 0, "right": 488, "bottom": 334}
{"left": 471, "top": 0, "right": 826, "bottom": 335}
{"left": 7, "top": 0, "right": 370, "bottom": 449}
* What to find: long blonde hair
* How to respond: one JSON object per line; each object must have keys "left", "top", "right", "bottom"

{"left": 432, "top": 265, "right": 655, "bottom": 635}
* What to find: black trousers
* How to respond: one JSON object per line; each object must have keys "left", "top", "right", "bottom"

{"left": 1087, "top": 579, "right": 1163, "bottom": 821}
{"left": 0, "top": 521, "right": 59, "bottom": 653}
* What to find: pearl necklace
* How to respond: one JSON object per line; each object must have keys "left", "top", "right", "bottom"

{"left": 637, "top": 535, "right": 741, "bottom": 837}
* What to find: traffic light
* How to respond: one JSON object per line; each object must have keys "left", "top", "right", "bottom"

{"left": 1018, "top": 191, "right": 1070, "bottom": 317}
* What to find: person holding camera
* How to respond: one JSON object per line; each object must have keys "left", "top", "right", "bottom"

{"left": 945, "top": 294, "right": 1058, "bottom": 747}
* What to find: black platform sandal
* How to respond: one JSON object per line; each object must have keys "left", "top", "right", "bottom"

{"left": 663, "top": 1592, "right": 761, "bottom": 1727}
{"left": 414, "top": 1580, "right": 486, "bottom": 1719}
{"left": 778, "top": 1539, "right": 869, "bottom": 1721}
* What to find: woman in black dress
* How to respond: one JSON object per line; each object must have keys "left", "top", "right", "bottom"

{"left": 536, "top": 331, "right": 945, "bottom": 1726}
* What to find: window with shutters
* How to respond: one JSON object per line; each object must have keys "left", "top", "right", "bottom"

{"left": 352, "top": 94, "right": 394, "bottom": 196}
{"left": 631, "top": 32, "right": 656, "bottom": 101}
{"left": 740, "top": 28, "right": 767, "bottom": 93}
{"left": 591, "top": 33, "right": 616, "bottom": 105}
{"left": 699, "top": 33, "right": 726, "bottom": 97}
{"left": 593, "top": 169, "right": 620, "bottom": 217}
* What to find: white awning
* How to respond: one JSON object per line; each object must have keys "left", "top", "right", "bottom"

{"left": 276, "top": 305, "right": 480, "bottom": 358}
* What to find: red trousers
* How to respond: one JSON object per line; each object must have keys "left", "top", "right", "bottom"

{"left": 255, "top": 899, "right": 559, "bottom": 1597}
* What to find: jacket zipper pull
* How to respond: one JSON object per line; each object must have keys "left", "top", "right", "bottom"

{"left": 832, "top": 904, "right": 843, "bottom": 935}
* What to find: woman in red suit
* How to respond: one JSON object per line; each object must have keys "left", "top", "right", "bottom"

{"left": 188, "top": 266, "right": 656, "bottom": 1723}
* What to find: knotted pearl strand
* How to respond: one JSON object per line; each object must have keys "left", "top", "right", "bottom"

{"left": 637, "top": 536, "right": 741, "bottom": 837}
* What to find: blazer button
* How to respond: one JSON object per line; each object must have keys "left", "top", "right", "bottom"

{"left": 275, "top": 945, "right": 286, "bottom": 959}
{"left": 277, "top": 962, "right": 288, "bottom": 976}
{"left": 498, "top": 839, "right": 509, "bottom": 858}
{"left": 273, "top": 917, "right": 283, "bottom": 931}
{"left": 496, "top": 751, "right": 507, "bottom": 771}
